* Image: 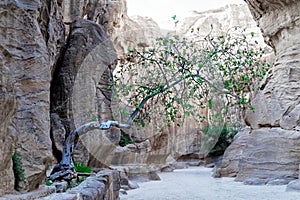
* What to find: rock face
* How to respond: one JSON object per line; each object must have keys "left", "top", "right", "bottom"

{"left": 177, "top": 4, "right": 266, "bottom": 46}
{"left": 216, "top": 127, "right": 251, "bottom": 177}
{"left": 0, "top": 0, "right": 119, "bottom": 196}
{"left": 237, "top": 128, "right": 300, "bottom": 181}
{"left": 50, "top": 19, "right": 117, "bottom": 164}
{"left": 0, "top": 0, "right": 64, "bottom": 194}
{"left": 0, "top": 90, "right": 17, "bottom": 195}
{"left": 244, "top": 0, "right": 300, "bottom": 131}
{"left": 218, "top": 0, "right": 300, "bottom": 182}
{"left": 94, "top": 0, "right": 162, "bottom": 55}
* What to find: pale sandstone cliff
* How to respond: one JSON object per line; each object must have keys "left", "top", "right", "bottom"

{"left": 218, "top": 0, "right": 300, "bottom": 184}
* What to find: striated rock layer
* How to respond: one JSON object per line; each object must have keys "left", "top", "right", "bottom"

{"left": 236, "top": 128, "right": 300, "bottom": 181}
{"left": 0, "top": 0, "right": 65, "bottom": 193}
{"left": 0, "top": 90, "right": 17, "bottom": 195}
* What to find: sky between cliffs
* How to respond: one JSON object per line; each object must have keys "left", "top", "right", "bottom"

{"left": 126, "top": 0, "right": 246, "bottom": 29}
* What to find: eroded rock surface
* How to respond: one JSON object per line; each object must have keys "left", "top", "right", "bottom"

{"left": 50, "top": 19, "right": 117, "bottom": 164}
{"left": 245, "top": 0, "right": 300, "bottom": 130}
{"left": 0, "top": 90, "right": 17, "bottom": 196}
{"left": 95, "top": 0, "right": 162, "bottom": 55}
{"left": 178, "top": 4, "right": 265, "bottom": 42}
{"left": 219, "top": 0, "right": 300, "bottom": 182}
{"left": 236, "top": 128, "right": 300, "bottom": 181}
{"left": 216, "top": 127, "right": 251, "bottom": 178}
{"left": 0, "top": 0, "right": 64, "bottom": 193}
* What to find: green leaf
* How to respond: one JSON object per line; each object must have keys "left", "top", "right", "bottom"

{"left": 208, "top": 99, "right": 213, "bottom": 109}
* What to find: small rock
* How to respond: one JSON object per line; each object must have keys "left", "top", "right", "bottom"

{"left": 126, "top": 144, "right": 138, "bottom": 151}
{"left": 170, "top": 162, "right": 188, "bottom": 169}
{"left": 243, "top": 178, "right": 267, "bottom": 185}
{"left": 187, "top": 161, "right": 201, "bottom": 166}
{"left": 286, "top": 180, "right": 300, "bottom": 192}
{"left": 212, "top": 167, "right": 221, "bottom": 178}
{"left": 120, "top": 189, "right": 128, "bottom": 195}
{"left": 205, "top": 163, "right": 215, "bottom": 168}
{"left": 128, "top": 180, "right": 139, "bottom": 189}
{"left": 267, "top": 178, "right": 295, "bottom": 185}
{"left": 149, "top": 172, "right": 161, "bottom": 181}
{"left": 161, "top": 166, "right": 175, "bottom": 172}
{"left": 52, "top": 181, "right": 68, "bottom": 193}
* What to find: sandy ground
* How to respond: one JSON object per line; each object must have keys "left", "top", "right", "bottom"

{"left": 120, "top": 167, "right": 300, "bottom": 200}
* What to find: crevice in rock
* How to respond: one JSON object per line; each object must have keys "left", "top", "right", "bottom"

{"left": 49, "top": 19, "right": 111, "bottom": 164}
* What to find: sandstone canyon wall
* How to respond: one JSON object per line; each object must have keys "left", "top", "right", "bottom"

{"left": 0, "top": 0, "right": 65, "bottom": 194}
{"left": 1, "top": 0, "right": 298, "bottom": 197}
{"left": 0, "top": 0, "right": 172, "bottom": 196}
{"left": 219, "top": 0, "right": 300, "bottom": 183}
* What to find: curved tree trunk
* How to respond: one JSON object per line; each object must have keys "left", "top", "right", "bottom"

{"left": 48, "top": 121, "right": 129, "bottom": 181}
{"left": 48, "top": 74, "right": 199, "bottom": 181}
{"left": 48, "top": 72, "right": 239, "bottom": 181}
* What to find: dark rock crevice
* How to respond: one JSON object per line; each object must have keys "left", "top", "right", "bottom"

{"left": 50, "top": 19, "right": 116, "bottom": 163}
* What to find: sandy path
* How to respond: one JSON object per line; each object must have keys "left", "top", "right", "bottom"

{"left": 120, "top": 167, "right": 300, "bottom": 200}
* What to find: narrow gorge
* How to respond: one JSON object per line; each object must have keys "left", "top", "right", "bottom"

{"left": 0, "top": 0, "right": 299, "bottom": 199}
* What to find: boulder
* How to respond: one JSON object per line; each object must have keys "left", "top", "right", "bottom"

{"left": 243, "top": 178, "right": 268, "bottom": 185}
{"left": 286, "top": 180, "right": 300, "bottom": 192}
{"left": 217, "top": 127, "right": 251, "bottom": 177}
{"left": 236, "top": 128, "right": 300, "bottom": 181}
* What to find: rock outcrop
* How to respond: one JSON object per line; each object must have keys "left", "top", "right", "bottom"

{"left": 0, "top": 0, "right": 120, "bottom": 196}
{"left": 0, "top": 0, "right": 65, "bottom": 194}
{"left": 237, "top": 128, "right": 300, "bottom": 181}
{"left": 41, "top": 169, "right": 120, "bottom": 200}
{"left": 218, "top": 0, "right": 300, "bottom": 183}
{"left": 177, "top": 4, "right": 266, "bottom": 45}
{"left": 244, "top": 0, "right": 300, "bottom": 131}
{"left": 0, "top": 90, "right": 17, "bottom": 195}
{"left": 216, "top": 127, "right": 251, "bottom": 177}
{"left": 94, "top": 0, "right": 162, "bottom": 55}
{"left": 0, "top": 169, "right": 119, "bottom": 200}
{"left": 50, "top": 18, "right": 117, "bottom": 164}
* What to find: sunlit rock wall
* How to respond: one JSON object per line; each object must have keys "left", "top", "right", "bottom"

{"left": 219, "top": 0, "right": 300, "bottom": 182}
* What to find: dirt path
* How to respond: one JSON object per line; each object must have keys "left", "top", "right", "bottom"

{"left": 120, "top": 167, "right": 300, "bottom": 200}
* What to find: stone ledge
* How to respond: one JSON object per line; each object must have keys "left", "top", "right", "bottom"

{"left": 39, "top": 169, "right": 120, "bottom": 200}
{"left": 0, "top": 169, "right": 119, "bottom": 200}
